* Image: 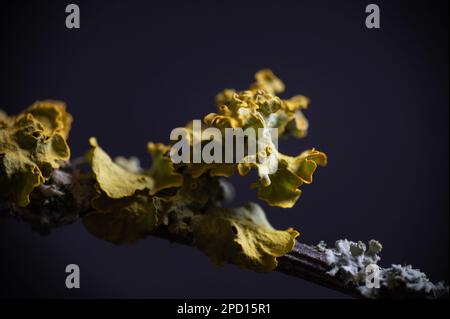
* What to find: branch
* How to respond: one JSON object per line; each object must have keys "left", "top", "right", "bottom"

{"left": 1, "top": 165, "right": 448, "bottom": 299}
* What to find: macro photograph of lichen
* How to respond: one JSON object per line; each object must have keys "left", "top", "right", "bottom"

{"left": 0, "top": 0, "right": 448, "bottom": 311}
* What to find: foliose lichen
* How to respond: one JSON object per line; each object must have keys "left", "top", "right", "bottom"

{"left": 322, "top": 239, "right": 449, "bottom": 298}
{"left": 0, "top": 101, "right": 72, "bottom": 206}
{"left": 2, "top": 71, "right": 327, "bottom": 273}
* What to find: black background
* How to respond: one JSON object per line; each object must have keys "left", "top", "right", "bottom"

{"left": 0, "top": 0, "right": 448, "bottom": 298}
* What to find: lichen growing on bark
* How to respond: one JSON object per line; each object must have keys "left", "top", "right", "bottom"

{"left": 1, "top": 70, "right": 326, "bottom": 273}
{"left": 321, "top": 239, "right": 449, "bottom": 298}
{"left": 0, "top": 101, "right": 72, "bottom": 206}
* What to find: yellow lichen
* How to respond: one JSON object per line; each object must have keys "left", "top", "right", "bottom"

{"left": 83, "top": 190, "right": 158, "bottom": 244}
{"left": 24, "top": 100, "right": 72, "bottom": 138}
{"left": 193, "top": 69, "right": 327, "bottom": 208}
{"left": 192, "top": 203, "right": 299, "bottom": 272}
{"left": 0, "top": 101, "right": 71, "bottom": 206}
{"left": 146, "top": 142, "right": 183, "bottom": 195}
{"left": 186, "top": 162, "right": 234, "bottom": 178}
{"left": 3, "top": 70, "right": 327, "bottom": 275}
{"left": 250, "top": 69, "right": 285, "bottom": 94}
{"left": 86, "top": 137, "right": 154, "bottom": 198}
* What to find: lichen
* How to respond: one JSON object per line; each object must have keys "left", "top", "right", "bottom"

{"left": 86, "top": 137, "right": 154, "bottom": 198}
{"left": 0, "top": 101, "right": 72, "bottom": 206}
{"left": 184, "top": 69, "right": 327, "bottom": 208}
{"left": 192, "top": 203, "right": 299, "bottom": 272}
{"left": 322, "top": 239, "right": 449, "bottom": 298}
{"left": 114, "top": 156, "right": 143, "bottom": 173}
{"left": 325, "top": 239, "right": 382, "bottom": 284}
{"left": 146, "top": 142, "right": 183, "bottom": 195}
{"left": 79, "top": 70, "right": 324, "bottom": 271}
{"left": 83, "top": 190, "right": 158, "bottom": 244}
{"left": 373, "top": 264, "right": 449, "bottom": 299}
{"left": 3, "top": 71, "right": 327, "bottom": 275}
{"left": 247, "top": 149, "right": 327, "bottom": 208}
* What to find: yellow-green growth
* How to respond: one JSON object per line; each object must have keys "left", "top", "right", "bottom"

{"left": 192, "top": 203, "right": 299, "bottom": 272}
{"left": 2, "top": 70, "right": 327, "bottom": 274}
{"left": 83, "top": 191, "right": 158, "bottom": 244}
{"left": 86, "top": 137, "right": 154, "bottom": 198}
{"left": 0, "top": 101, "right": 72, "bottom": 206}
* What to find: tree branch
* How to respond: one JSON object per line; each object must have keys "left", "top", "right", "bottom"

{"left": 1, "top": 166, "right": 448, "bottom": 299}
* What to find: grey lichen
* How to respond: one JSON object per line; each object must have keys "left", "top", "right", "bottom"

{"left": 321, "top": 239, "right": 449, "bottom": 299}
{"left": 373, "top": 264, "right": 449, "bottom": 299}
{"left": 315, "top": 240, "right": 328, "bottom": 252}
{"left": 324, "top": 239, "right": 381, "bottom": 285}
{"left": 114, "top": 156, "right": 143, "bottom": 173}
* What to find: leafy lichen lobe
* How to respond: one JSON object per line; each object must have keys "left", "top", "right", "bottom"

{"left": 0, "top": 101, "right": 72, "bottom": 206}
{"left": 2, "top": 70, "right": 327, "bottom": 274}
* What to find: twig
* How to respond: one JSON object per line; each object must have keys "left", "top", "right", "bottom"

{"left": 1, "top": 167, "right": 448, "bottom": 299}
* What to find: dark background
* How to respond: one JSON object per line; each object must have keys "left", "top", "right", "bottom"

{"left": 0, "top": 0, "right": 448, "bottom": 298}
